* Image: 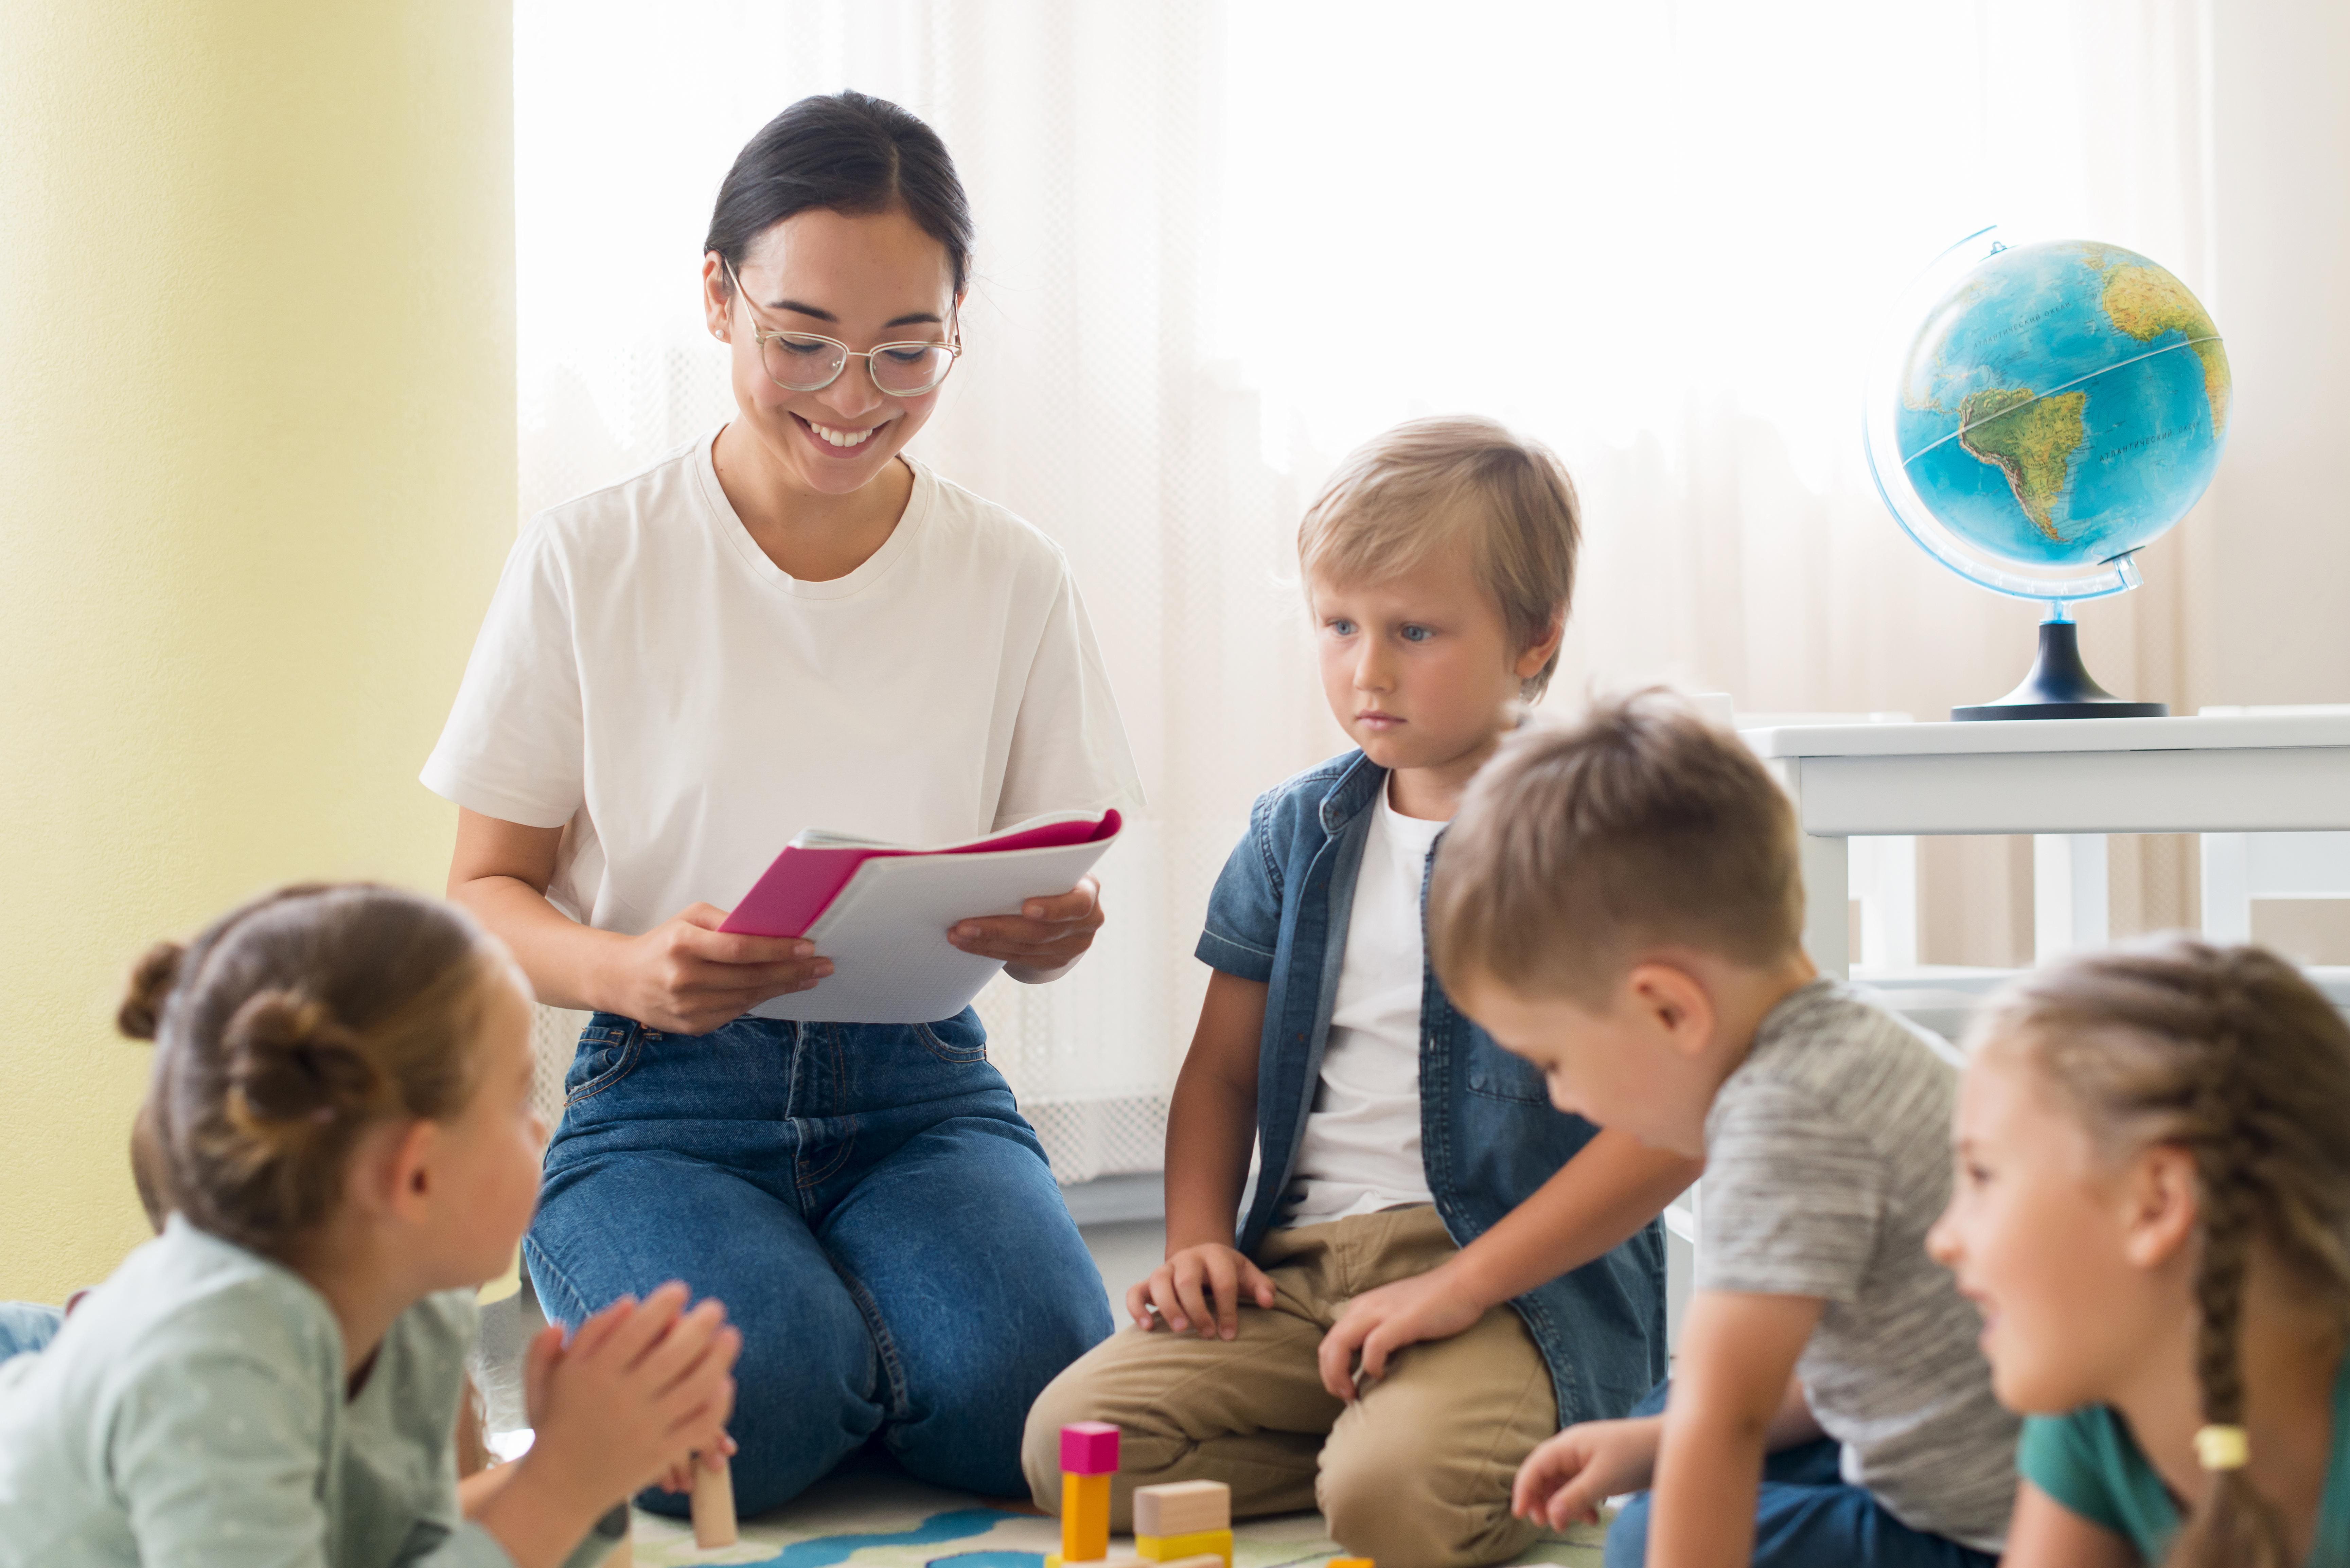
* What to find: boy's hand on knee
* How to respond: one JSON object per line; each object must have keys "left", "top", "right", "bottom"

{"left": 1510, "top": 1416, "right": 1662, "bottom": 1532}
{"left": 1128, "top": 1243, "right": 1276, "bottom": 1339}
{"left": 1315, "top": 1266, "right": 1483, "bottom": 1399}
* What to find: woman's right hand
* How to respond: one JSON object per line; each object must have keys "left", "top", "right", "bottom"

{"left": 522, "top": 1282, "right": 741, "bottom": 1512}
{"left": 616, "top": 904, "right": 833, "bottom": 1034}
{"left": 1126, "top": 1242, "right": 1277, "bottom": 1339}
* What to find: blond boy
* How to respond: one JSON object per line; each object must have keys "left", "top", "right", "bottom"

{"left": 1022, "top": 419, "right": 1696, "bottom": 1567}
{"left": 1427, "top": 695, "right": 2018, "bottom": 1568}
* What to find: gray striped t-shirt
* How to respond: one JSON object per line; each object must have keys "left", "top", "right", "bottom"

{"left": 1698, "top": 979, "right": 2018, "bottom": 1552}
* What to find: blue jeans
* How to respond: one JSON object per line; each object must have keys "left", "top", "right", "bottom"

{"left": 1604, "top": 1380, "right": 1999, "bottom": 1568}
{"left": 0, "top": 1302, "right": 63, "bottom": 1362}
{"left": 525, "top": 1009, "right": 1111, "bottom": 1519}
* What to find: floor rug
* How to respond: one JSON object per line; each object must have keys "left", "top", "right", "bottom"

{"left": 619, "top": 1454, "right": 1606, "bottom": 1568}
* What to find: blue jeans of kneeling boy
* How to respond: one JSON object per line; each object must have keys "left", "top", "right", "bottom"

{"left": 1603, "top": 1380, "right": 1998, "bottom": 1568}
{"left": 525, "top": 1008, "right": 1112, "bottom": 1518}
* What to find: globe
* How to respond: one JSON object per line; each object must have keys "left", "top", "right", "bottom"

{"left": 1862, "top": 230, "right": 2232, "bottom": 718}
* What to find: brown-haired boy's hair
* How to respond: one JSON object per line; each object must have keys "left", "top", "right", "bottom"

{"left": 1297, "top": 414, "right": 1580, "bottom": 699}
{"left": 1429, "top": 689, "right": 1805, "bottom": 1002}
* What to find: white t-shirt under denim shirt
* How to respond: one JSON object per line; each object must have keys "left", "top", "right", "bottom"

{"left": 1282, "top": 782, "right": 1443, "bottom": 1226}
{"left": 1698, "top": 978, "right": 2019, "bottom": 1552}
{"left": 422, "top": 432, "right": 1143, "bottom": 942}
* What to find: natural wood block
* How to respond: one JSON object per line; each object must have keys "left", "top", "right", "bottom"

{"left": 1062, "top": 1469, "right": 1112, "bottom": 1561}
{"left": 1132, "top": 1481, "right": 1230, "bottom": 1537}
{"left": 691, "top": 1455, "right": 738, "bottom": 1549}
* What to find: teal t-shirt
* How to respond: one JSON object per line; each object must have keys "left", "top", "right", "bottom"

{"left": 2018, "top": 1354, "right": 2350, "bottom": 1565}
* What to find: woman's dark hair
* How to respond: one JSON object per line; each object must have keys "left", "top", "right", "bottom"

{"left": 119, "top": 883, "right": 500, "bottom": 1262}
{"left": 705, "top": 91, "right": 973, "bottom": 296}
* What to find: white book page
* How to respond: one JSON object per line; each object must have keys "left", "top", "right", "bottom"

{"left": 746, "top": 834, "right": 1117, "bottom": 1024}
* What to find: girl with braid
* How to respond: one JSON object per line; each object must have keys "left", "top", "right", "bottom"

{"left": 1928, "top": 937, "right": 2350, "bottom": 1567}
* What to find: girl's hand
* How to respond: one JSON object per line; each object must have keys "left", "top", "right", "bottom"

{"left": 1126, "top": 1242, "right": 1276, "bottom": 1339}
{"left": 1316, "top": 1265, "right": 1486, "bottom": 1399}
{"left": 523, "top": 1283, "right": 741, "bottom": 1511}
{"left": 1511, "top": 1416, "right": 1664, "bottom": 1531}
{"left": 618, "top": 904, "right": 833, "bottom": 1033}
{"left": 949, "top": 877, "right": 1103, "bottom": 980}
{"left": 655, "top": 1441, "right": 739, "bottom": 1496}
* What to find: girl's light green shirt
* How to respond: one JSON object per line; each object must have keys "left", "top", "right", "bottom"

{"left": 0, "top": 1217, "right": 597, "bottom": 1567}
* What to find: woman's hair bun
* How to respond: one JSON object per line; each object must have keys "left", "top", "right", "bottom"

{"left": 221, "top": 989, "right": 383, "bottom": 1131}
{"left": 118, "top": 942, "right": 187, "bottom": 1041}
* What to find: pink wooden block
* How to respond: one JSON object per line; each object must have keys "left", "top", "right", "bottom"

{"left": 1060, "top": 1422, "right": 1121, "bottom": 1475}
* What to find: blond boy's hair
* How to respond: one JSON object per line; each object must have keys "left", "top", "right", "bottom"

{"left": 1428, "top": 690, "right": 1805, "bottom": 1002}
{"left": 1297, "top": 415, "right": 1580, "bottom": 699}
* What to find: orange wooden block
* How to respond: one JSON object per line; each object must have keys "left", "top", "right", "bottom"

{"left": 1329, "top": 1559, "right": 1375, "bottom": 1568}
{"left": 1062, "top": 1469, "right": 1112, "bottom": 1561}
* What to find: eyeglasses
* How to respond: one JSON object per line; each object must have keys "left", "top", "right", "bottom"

{"left": 723, "top": 260, "right": 962, "bottom": 397}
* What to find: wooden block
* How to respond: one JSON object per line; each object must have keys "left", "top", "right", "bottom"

{"left": 691, "top": 1455, "right": 738, "bottom": 1549}
{"left": 1135, "top": 1528, "right": 1232, "bottom": 1568}
{"left": 1042, "top": 1553, "right": 1150, "bottom": 1568}
{"left": 1062, "top": 1469, "right": 1112, "bottom": 1561}
{"left": 1059, "top": 1421, "right": 1122, "bottom": 1476}
{"left": 1329, "top": 1559, "right": 1374, "bottom": 1568}
{"left": 1132, "top": 1481, "right": 1230, "bottom": 1537}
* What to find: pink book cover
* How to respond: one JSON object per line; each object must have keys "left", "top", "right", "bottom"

{"left": 719, "top": 809, "right": 1123, "bottom": 939}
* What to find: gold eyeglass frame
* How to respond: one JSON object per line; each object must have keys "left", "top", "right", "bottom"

{"left": 721, "top": 259, "right": 963, "bottom": 396}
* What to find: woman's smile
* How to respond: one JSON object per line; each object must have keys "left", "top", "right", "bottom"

{"left": 792, "top": 411, "right": 888, "bottom": 453}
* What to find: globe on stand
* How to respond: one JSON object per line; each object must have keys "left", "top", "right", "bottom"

{"left": 1863, "top": 226, "right": 2232, "bottom": 719}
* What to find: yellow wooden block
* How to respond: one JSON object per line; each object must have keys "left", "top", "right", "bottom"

{"left": 1135, "top": 1528, "right": 1233, "bottom": 1568}
{"left": 1062, "top": 1471, "right": 1112, "bottom": 1562}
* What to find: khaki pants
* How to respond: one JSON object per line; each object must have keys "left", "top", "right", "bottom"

{"left": 1022, "top": 1206, "right": 1555, "bottom": 1568}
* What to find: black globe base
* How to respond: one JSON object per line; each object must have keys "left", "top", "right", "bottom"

{"left": 1952, "top": 618, "right": 2168, "bottom": 721}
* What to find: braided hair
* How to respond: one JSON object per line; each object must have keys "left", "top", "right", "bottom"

{"left": 117, "top": 884, "right": 499, "bottom": 1262}
{"left": 1974, "top": 938, "right": 2350, "bottom": 1568}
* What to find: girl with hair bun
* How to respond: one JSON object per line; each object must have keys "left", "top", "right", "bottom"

{"left": 1927, "top": 938, "right": 2350, "bottom": 1568}
{"left": 0, "top": 884, "right": 741, "bottom": 1568}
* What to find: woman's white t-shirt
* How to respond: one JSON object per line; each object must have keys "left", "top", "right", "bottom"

{"left": 422, "top": 431, "right": 1143, "bottom": 937}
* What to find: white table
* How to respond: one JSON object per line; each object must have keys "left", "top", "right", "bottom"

{"left": 1739, "top": 712, "right": 2350, "bottom": 980}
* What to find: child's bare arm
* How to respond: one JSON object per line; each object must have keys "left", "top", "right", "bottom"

{"left": 1131, "top": 970, "right": 1273, "bottom": 1338}
{"left": 1646, "top": 1290, "right": 1821, "bottom": 1568}
{"left": 1319, "top": 1129, "right": 1699, "bottom": 1394}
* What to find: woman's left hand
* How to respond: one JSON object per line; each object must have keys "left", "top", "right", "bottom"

{"left": 949, "top": 876, "right": 1103, "bottom": 981}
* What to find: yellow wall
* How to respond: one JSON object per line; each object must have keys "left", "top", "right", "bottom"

{"left": 0, "top": 4, "right": 515, "bottom": 1301}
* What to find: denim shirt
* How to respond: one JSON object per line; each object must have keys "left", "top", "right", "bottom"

{"left": 1196, "top": 750, "right": 1667, "bottom": 1425}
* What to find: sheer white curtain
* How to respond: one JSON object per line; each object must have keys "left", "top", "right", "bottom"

{"left": 515, "top": 0, "right": 2219, "bottom": 1180}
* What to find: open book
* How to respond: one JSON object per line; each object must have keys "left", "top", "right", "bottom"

{"left": 720, "top": 809, "right": 1123, "bottom": 1024}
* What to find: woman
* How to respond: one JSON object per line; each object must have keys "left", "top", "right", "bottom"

{"left": 424, "top": 92, "right": 1141, "bottom": 1515}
